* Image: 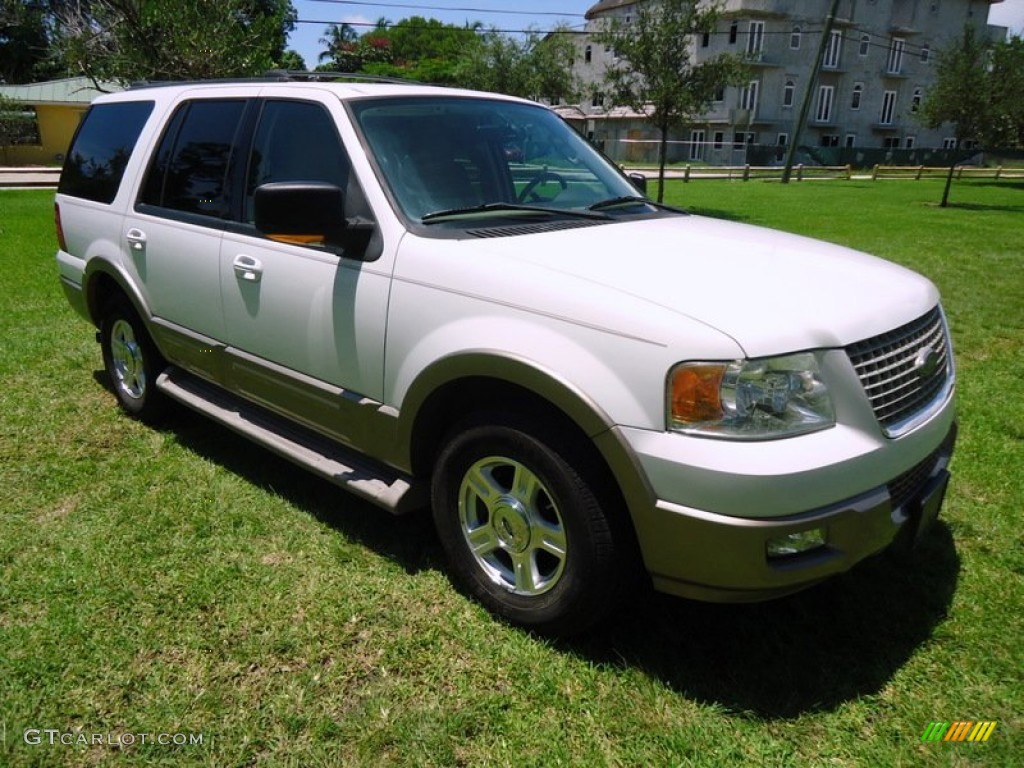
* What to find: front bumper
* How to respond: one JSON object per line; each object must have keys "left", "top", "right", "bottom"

{"left": 629, "top": 423, "right": 957, "bottom": 602}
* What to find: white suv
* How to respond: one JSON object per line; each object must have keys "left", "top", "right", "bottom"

{"left": 55, "top": 79, "right": 956, "bottom": 635}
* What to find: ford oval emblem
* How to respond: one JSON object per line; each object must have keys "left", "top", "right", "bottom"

{"left": 914, "top": 346, "right": 941, "bottom": 379}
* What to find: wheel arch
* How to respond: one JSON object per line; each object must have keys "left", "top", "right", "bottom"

{"left": 83, "top": 259, "right": 150, "bottom": 328}
{"left": 399, "top": 352, "right": 654, "bottom": 549}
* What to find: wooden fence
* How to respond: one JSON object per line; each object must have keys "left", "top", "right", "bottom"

{"left": 642, "top": 164, "right": 1024, "bottom": 182}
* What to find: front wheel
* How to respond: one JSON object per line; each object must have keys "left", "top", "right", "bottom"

{"left": 431, "top": 416, "right": 630, "bottom": 635}
{"left": 100, "top": 298, "right": 168, "bottom": 422}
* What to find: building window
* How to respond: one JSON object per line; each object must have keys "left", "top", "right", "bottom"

{"left": 702, "top": 31, "right": 710, "bottom": 48}
{"left": 859, "top": 34, "right": 870, "bottom": 57}
{"left": 824, "top": 31, "right": 843, "bottom": 69}
{"left": 942, "top": 137, "right": 957, "bottom": 149}
{"left": 777, "top": 133, "right": 789, "bottom": 146}
{"left": 880, "top": 90, "right": 897, "bottom": 124}
{"left": 729, "top": 21, "right": 738, "bottom": 44}
{"left": 851, "top": 82, "right": 863, "bottom": 110}
{"left": 911, "top": 87, "right": 923, "bottom": 113}
{"left": 820, "top": 135, "right": 839, "bottom": 148}
{"left": 783, "top": 79, "right": 796, "bottom": 108}
{"left": 790, "top": 26, "right": 801, "bottom": 50}
{"left": 815, "top": 85, "right": 835, "bottom": 123}
{"left": 887, "top": 37, "right": 905, "bottom": 74}
{"left": 845, "top": 134, "right": 857, "bottom": 148}
{"left": 883, "top": 137, "right": 900, "bottom": 149}
{"left": 713, "top": 85, "right": 726, "bottom": 102}
{"left": 584, "top": 44, "right": 592, "bottom": 63}
{"left": 905, "top": 136, "right": 916, "bottom": 149}
{"left": 740, "top": 80, "right": 760, "bottom": 113}
{"left": 747, "top": 21, "right": 765, "bottom": 56}
{"left": 690, "top": 130, "right": 706, "bottom": 161}
{"left": 1, "top": 105, "right": 41, "bottom": 145}
{"left": 591, "top": 91, "right": 604, "bottom": 108}
{"left": 920, "top": 45, "right": 930, "bottom": 63}
{"left": 733, "top": 132, "right": 756, "bottom": 149}
{"left": 713, "top": 131, "right": 724, "bottom": 149}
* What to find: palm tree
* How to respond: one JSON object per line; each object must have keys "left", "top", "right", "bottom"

{"left": 318, "top": 23, "right": 358, "bottom": 64}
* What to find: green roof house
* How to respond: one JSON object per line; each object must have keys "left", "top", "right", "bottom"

{"left": 0, "top": 77, "right": 121, "bottom": 166}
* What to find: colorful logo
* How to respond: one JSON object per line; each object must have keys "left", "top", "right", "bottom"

{"left": 921, "top": 721, "right": 997, "bottom": 742}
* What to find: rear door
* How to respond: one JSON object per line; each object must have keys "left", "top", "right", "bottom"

{"left": 126, "top": 96, "right": 254, "bottom": 381}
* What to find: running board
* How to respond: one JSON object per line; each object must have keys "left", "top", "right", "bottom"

{"left": 155, "top": 367, "right": 424, "bottom": 515}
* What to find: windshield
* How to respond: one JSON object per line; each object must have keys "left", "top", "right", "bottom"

{"left": 350, "top": 96, "right": 652, "bottom": 227}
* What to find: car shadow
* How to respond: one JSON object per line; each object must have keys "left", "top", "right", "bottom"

{"left": 96, "top": 370, "right": 960, "bottom": 719}
{"left": 561, "top": 524, "right": 959, "bottom": 719}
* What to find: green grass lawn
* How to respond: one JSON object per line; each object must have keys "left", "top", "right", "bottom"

{"left": 1, "top": 182, "right": 1021, "bottom": 766}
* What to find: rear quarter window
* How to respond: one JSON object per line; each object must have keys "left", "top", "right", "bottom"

{"left": 58, "top": 101, "right": 154, "bottom": 204}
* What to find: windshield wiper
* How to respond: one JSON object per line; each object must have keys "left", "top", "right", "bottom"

{"left": 421, "top": 202, "right": 610, "bottom": 224}
{"left": 588, "top": 196, "right": 688, "bottom": 214}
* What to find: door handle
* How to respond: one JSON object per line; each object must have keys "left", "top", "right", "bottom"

{"left": 233, "top": 254, "right": 263, "bottom": 283}
{"left": 125, "top": 228, "right": 147, "bottom": 251}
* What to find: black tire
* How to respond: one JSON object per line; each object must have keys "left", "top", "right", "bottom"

{"left": 431, "top": 414, "right": 630, "bottom": 636}
{"left": 100, "top": 297, "right": 168, "bottom": 422}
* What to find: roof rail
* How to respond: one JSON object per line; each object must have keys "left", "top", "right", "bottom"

{"left": 264, "top": 70, "right": 423, "bottom": 85}
{"left": 126, "top": 71, "right": 423, "bottom": 90}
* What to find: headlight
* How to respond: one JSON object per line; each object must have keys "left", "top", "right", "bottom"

{"left": 668, "top": 353, "right": 835, "bottom": 439}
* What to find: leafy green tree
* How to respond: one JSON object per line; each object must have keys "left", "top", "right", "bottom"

{"left": 917, "top": 29, "right": 1024, "bottom": 149}
{"left": 358, "top": 17, "right": 482, "bottom": 84}
{"left": 595, "top": 0, "right": 748, "bottom": 201}
{"left": 986, "top": 36, "right": 1024, "bottom": 148}
{"left": 318, "top": 22, "right": 358, "bottom": 68}
{"left": 919, "top": 26, "right": 991, "bottom": 147}
{"left": 457, "top": 26, "right": 579, "bottom": 102}
{"left": 318, "top": 21, "right": 395, "bottom": 73}
{"left": 50, "top": 0, "right": 296, "bottom": 83}
{"left": 276, "top": 49, "right": 305, "bottom": 71}
{"left": 0, "top": 0, "right": 63, "bottom": 83}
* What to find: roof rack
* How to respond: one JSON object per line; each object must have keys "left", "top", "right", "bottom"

{"left": 265, "top": 70, "right": 423, "bottom": 85}
{"left": 127, "top": 71, "right": 423, "bottom": 90}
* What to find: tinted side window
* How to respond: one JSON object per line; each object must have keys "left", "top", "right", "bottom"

{"left": 245, "top": 100, "right": 351, "bottom": 222}
{"left": 58, "top": 101, "right": 154, "bottom": 204}
{"left": 140, "top": 99, "right": 247, "bottom": 219}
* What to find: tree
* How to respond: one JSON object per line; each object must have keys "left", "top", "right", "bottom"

{"left": 276, "top": 49, "right": 305, "bottom": 71}
{"left": 462, "top": 26, "right": 579, "bottom": 103}
{"left": 358, "top": 17, "right": 482, "bottom": 84}
{"left": 594, "top": 0, "right": 748, "bottom": 201}
{"left": 986, "top": 36, "right": 1024, "bottom": 148}
{"left": 318, "top": 22, "right": 358, "bottom": 67}
{"left": 918, "top": 26, "right": 991, "bottom": 147}
{"left": 0, "top": 0, "right": 63, "bottom": 83}
{"left": 49, "top": 0, "right": 297, "bottom": 83}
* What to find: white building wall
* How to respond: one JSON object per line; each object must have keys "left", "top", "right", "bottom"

{"left": 573, "top": 0, "right": 1007, "bottom": 161}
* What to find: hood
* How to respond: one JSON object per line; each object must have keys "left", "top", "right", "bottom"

{"left": 448, "top": 214, "right": 939, "bottom": 358}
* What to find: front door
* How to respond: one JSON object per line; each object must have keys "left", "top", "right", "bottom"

{"left": 218, "top": 98, "right": 391, "bottom": 448}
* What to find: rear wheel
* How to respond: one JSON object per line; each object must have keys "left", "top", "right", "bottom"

{"left": 100, "top": 297, "right": 168, "bottom": 422}
{"left": 431, "top": 415, "right": 629, "bottom": 635}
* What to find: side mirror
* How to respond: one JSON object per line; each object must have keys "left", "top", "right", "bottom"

{"left": 254, "top": 182, "right": 347, "bottom": 247}
{"left": 628, "top": 172, "right": 648, "bottom": 194}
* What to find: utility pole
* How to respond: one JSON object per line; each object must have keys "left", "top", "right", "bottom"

{"left": 782, "top": 0, "right": 842, "bottom": 184}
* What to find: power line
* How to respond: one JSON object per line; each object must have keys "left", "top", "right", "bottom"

{"left": 303, "top": 0, "right": 586, "bottom": 17}
{"left": 295, "top": 18, "right": 588, "bottom": 34}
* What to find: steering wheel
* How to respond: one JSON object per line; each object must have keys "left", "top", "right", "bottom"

{"left": 518, "top": 171, "right": 568, "bottom": 203}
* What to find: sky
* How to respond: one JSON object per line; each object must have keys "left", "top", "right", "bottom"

{"left": 287, "top": 0, "right": 1024, "bottom": 68}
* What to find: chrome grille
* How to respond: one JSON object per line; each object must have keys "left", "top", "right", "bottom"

{"left": 846, "top": 307, "right": 952, "bottom": 435}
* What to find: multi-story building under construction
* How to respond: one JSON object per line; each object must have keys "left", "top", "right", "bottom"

{"left": 564, "top": 0, "right": 1008, "bottom": 164}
